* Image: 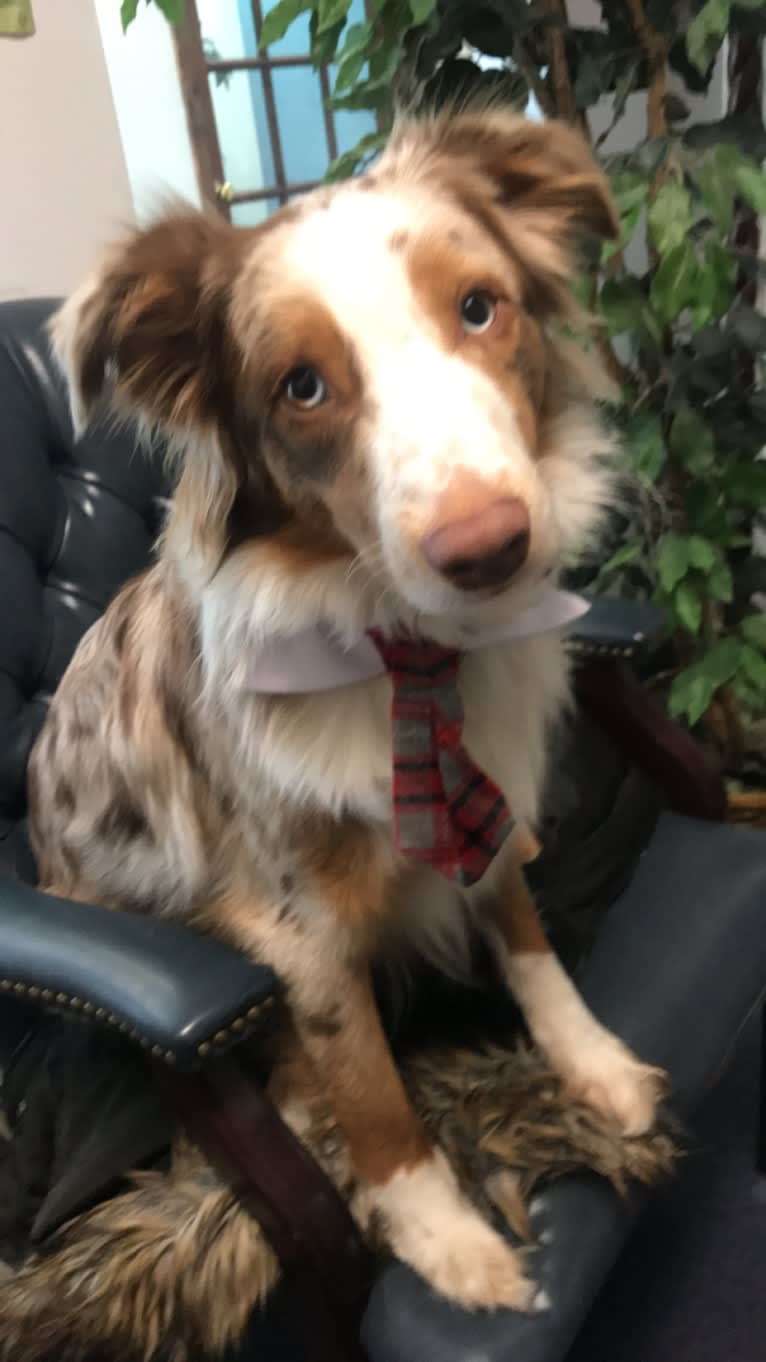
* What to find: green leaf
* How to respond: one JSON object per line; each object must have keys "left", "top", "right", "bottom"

{"left": 687, "top": 0, "right": 730, "bottom": 72}
{"left": 324, "top": 130, "right": 386, "bottom": 182}
{"left": 650, "top": 241, "right": 699, "bottom": 325}
{"left": 657, "top": 533, "right": 691, "bottom": 593}
{"left": 333, "top": 23, "right": 373, "bottom": 91}
{"left": 741, "top": 614, "right": 766, "bottom": 651}
{"left": 260, "top": 0, "right": 312, "bottom": 48}
{"left": 625, "top": 411, "right": 665, "bottom": 482}
{"left": 330, "top": 83, "right": 392, "bottom": 112}
{"left": 740, "top": 644, "right": 766, "bottom": 694}
{"left": 602, "top": 204, "right": 643, "bottom": 262}
{"left": 674, "top": 579, "right": 703, "bottom": 633}
{"left": 699, "top": 637, "right": 742, "bottom": 687}
{"left": 669, "top": 404, "right": 715, "bottom": 474}
{"left": 694, "top": 153, "right": 735, "bottom": 233}
{"left": 602, "top": 543, "right": 642, "bottom": 573}
{"left": 310, "top": 9, "right": 344, "bottom": 65}
{"left": 318, "top": 0, "right": 352, "bottom": 35}
{"left": 598, "top": 278, "right": 648, "bottom": 336}
{"left": 368, "top": 38, "right": 401, "bottom": 85}
{"left": 691, "top": 239, "right": 737, "bottom": 328}
{"left": 610, "top": 59, "right": 640, "bottom": 129}
{"left": 669, "top": 668, "right": 714, "bottom": 726}
{"left": 727, "top": 462, "right": 766, "bottom": 508}
{"left": 648, "top": 180, "right": 693, "bottom": 256}
{"left": 602, "top": 169, "right": 647, "bottom": 262}
{"left": 687, "top": 535, "right": 717, "bottom": 573}
{"left": 733, "top": 160, "right": 766, "bottom": 214}
{"left": 154, "top": 0, "right": 183, "bottom": 21}
{"left": 335, "top": 19, "right": 371, "bottom": 60}
{"left": 708, "top": 560, "right": 733, "bottom": 602}
{"left": 685, "top": 481, "right": 721, "bottom": 531}
{"left": 409, "top": 0, "right": 436, "bottom": 21}
{"left": 121, "top": 0, "right": 139, "bottom": 30}
{"left": 610, "top": 170, "right": 650, "bottom": 219}
{"left": 574, "top": 51, "right": 608, "bottom": 111}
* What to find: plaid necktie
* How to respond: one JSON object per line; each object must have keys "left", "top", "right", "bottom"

{"left": 370, "top": 632, "right": 513, "bottom": 885}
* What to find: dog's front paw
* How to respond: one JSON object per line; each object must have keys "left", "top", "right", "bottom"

{"left": 356, "top": 1150, "right": 539, "bottom": 1312}
{"left": 563, "top": 1033, "right": 667, "bottom": 1137}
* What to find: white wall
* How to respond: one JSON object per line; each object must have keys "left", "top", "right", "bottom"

{"left": 0, "top": 0, "right": 134, "bottom": 299}
{"left": 93, "top": 0, "right": 200, "bottom": 221}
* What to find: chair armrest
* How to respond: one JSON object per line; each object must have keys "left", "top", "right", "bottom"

{"left": 0, "top": 878, "right": 277, "bottom": 1068}
{"left": 569, "top": 595, "right": 665, "bottom": 663}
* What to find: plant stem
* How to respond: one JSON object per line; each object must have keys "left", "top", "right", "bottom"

{"left": 541, "top": 0, "right": 575, "bottom": 123}
{"left": 625, "top": 0, "right": 667, "bottom": 139}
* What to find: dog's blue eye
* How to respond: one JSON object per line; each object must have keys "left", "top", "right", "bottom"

{"left": 460, "top": 291, "right": 496, "bottom": 334}
{"left": 285, "top": 366, "right": 327, "bottom": 408}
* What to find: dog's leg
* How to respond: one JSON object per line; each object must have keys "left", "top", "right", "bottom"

{"left": 301, "top": 967, "right": 539, "bottom": 1308}
{"left": 481, "top": 856, "right": 665, "bottom": 1136}
{"left": 222, "top": 892, "right": 536, "bottom": 1313}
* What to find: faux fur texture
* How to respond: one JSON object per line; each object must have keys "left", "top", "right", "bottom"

{"left": 0, "top": 1039, "right": 677, "bottom": 1362}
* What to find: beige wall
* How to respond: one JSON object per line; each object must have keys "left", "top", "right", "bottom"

{"left": 0, "top": 0, "right": 134, "bottom": 301}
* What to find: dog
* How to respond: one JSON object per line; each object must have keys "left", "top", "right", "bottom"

{"left": 30, "top": 108, "right": 664, "bottom": 1313}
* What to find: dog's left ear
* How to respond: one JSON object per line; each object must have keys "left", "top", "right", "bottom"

{"left": 385, "top": 112, "right": 618, "bottom": 312}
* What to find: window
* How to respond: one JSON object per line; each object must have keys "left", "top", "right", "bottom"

{"left": 175, "top": 0, "right": 376, "bottom": 224}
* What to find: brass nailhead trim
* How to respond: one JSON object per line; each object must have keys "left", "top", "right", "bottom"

{"left": 195, "top": 996, "right": 276, "bottom": 1058}
{"left": 0, "top": 978, "right": 179, "bottom": 1065}
{"left": 0, "top": 978, "right": 276, "bottom": 1069}
{"left": 569, "top": 640, "right": 636, "bottom": 659}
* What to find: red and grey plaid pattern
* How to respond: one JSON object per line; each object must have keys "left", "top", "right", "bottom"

{"left": 370, "top": 632, "right": 513, "bottom": 885}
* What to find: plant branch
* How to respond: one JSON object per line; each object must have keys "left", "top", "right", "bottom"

{"left": 625, "top": 0, "right": 667, "bottom": 139}
{"left": 541, "top": 0, "right": 576, "bottom": 123}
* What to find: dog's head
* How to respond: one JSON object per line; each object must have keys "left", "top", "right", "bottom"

{"left": 53, "top": 111, "right": 617, "bottom": 631}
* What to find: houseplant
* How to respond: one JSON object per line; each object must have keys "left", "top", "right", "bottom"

{"left": 129, "top": 0, "right": 765, "bottom": 796}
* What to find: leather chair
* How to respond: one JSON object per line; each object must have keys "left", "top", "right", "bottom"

{"left": 1, "top": 296, "right": 764, "bottom": 1362}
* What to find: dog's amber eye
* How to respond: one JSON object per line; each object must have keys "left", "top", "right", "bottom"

{"left": 460, "top": 291, "right": 497, "bottom": 334}
{"left": 285, "top": 366, "right": 327, "bottom": 409}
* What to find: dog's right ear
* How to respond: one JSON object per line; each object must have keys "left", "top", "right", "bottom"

{"left": 51, "top": 211, "right": 245, "bottom": 437}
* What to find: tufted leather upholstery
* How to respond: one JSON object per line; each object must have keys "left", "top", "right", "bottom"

{"left": 0, "top": 298, "right": 170, "bottom": 876}
{"left": 1, "top": 296, "right": 764, "bottom": 1362}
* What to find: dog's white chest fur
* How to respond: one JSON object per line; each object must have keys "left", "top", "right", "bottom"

{"left": 244, "top": 631, "right": 569, "bottom": 832}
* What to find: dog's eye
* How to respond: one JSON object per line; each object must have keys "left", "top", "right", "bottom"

{"left": 460, "top": 291, "right": 497, "bottom": 334}
{"left": 285, "top": 366, "right": 327, "bottom": 409}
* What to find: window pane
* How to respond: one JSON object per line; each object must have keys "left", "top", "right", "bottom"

{"left": 271, "top": 66, "right": 330, "bottom": 184}
{"left": 261, "top": 0, "right": 311, "bottom": 58}
{"left": 232, "top": 200, "right": 271, "bottom": 227}
{"left": 208, "top": 69, "right": 268, "bottom": 195}
{"left": 197, "top": 0, "right": 258, "bottom": 62}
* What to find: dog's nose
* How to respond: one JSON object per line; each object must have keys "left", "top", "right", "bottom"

{"left": 422, "top": 497, "right": 530, "bottom": 591}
